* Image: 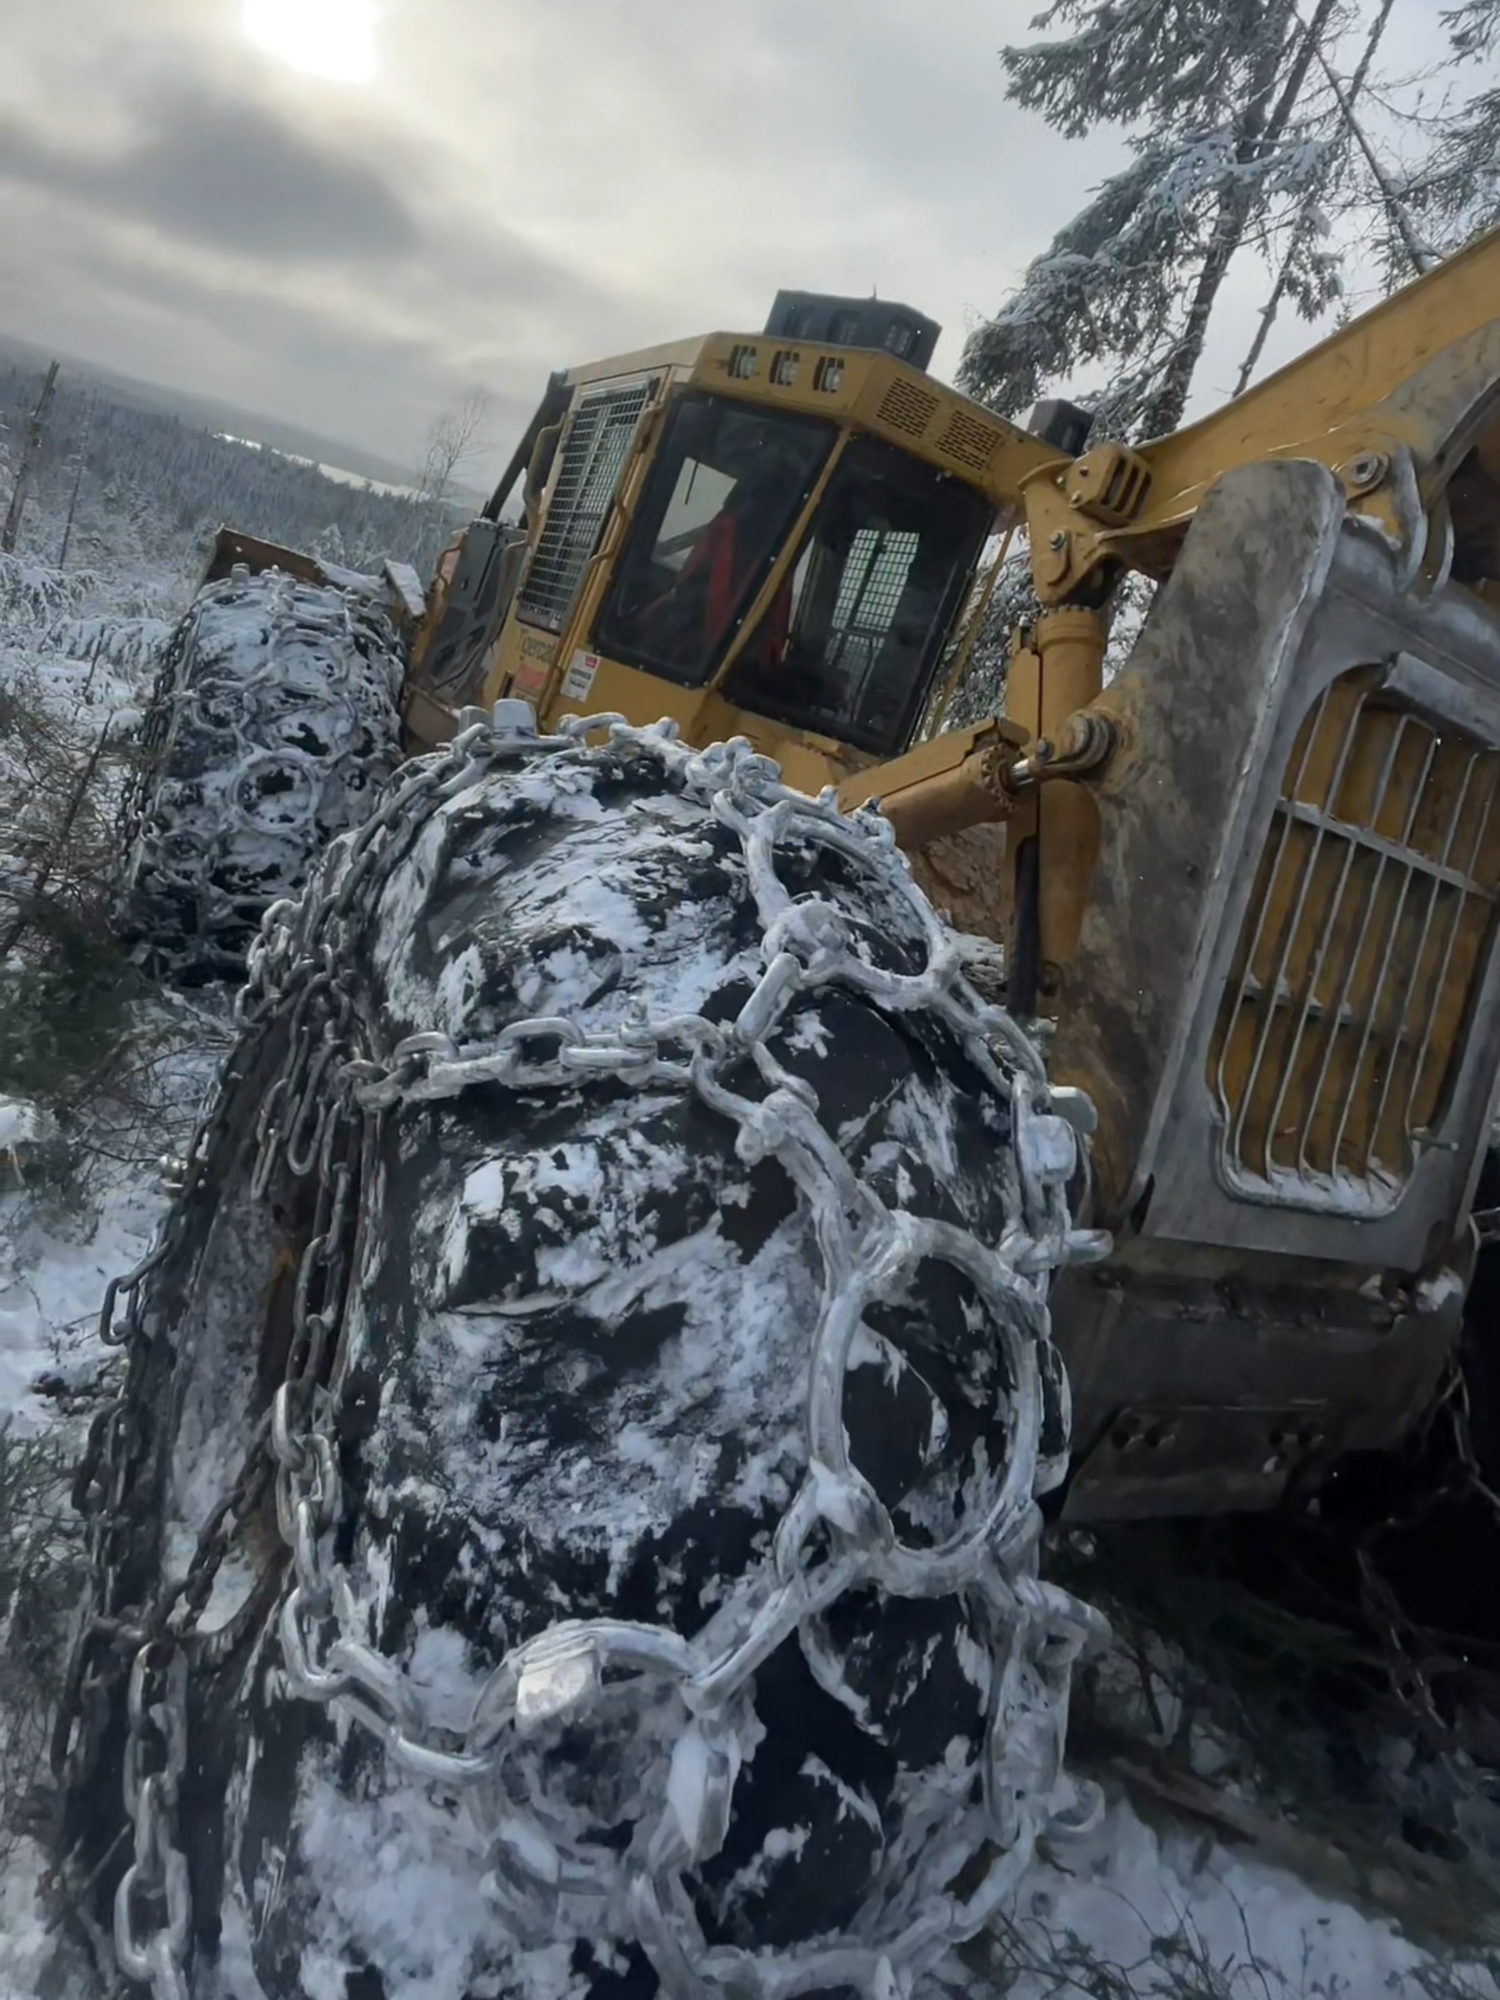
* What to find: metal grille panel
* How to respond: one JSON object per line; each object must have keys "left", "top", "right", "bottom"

{"left": 517, "top": 383, "right": 653, "bottom": 633}
{"left": 831, "top": 529, "right": 920, "bottom": 644}
{"left": 1211, "top": 668, "right": 1500, "bottom": 1214}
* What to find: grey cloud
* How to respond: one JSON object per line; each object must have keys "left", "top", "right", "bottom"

{"left": 0, "top": 40, "right": 617, "bottom": 334}
{"left": 0, "top": 0, "right": 1136, "bottom": 475}
{"left": 0, "top": 176, "right": 588, "bottom": 473}
{"left": 0, "top": 80, "right": 419, "bottom": 262}
{"left": 90, "top": 244, "right": 541, "bottom": 438}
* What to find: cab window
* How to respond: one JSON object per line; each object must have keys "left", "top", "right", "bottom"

{"left": 594, "top": 393, "right": 835, "bottom": 687}
{"left": 725, "top": 437, "right": 992, "bottom": 757}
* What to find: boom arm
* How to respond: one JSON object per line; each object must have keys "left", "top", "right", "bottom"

{"left": 1009, "top": 221, "right": 1500, "bottom": 609}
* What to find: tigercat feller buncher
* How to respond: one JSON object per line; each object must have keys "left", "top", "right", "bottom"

{"left": 55, "top": 234, "right": 1500, "bottom": 1996}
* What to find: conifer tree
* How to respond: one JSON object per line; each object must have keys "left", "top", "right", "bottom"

{"left": 1385, "top": 2, "right": 1500, "bottom": 274}
{"left": 959, "top": 0, "right": 1351, "bottom": 436}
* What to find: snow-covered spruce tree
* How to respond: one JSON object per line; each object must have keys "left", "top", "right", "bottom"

{"left": 1384, "top": 2, "right": 1500, "bottom": 274}
{"left": 958, "top": 0, "right": 1352, "bottom": 440}
{"left": 310, "top": 519, "right": 349, "bottom": 570}
{"left": 944, "top": 1, "right": 1426, "bottom": 721}
{"left": 940, "top": 541, "right": 1041, "bottom": 727}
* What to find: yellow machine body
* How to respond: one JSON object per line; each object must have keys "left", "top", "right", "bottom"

{"left": 450, "top": 332, "right": 1061, "bottom": 798}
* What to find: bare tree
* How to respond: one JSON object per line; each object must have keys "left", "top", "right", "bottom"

{"left": 1, "top": 361, "right": 60, "bottom": 555}
{"left": 57, "top": 391, "right": 95, "bottom": 570}
{"left": 1232, "top": 0, "right": 1405, "bottom": 395}
{"left": 417, "top": 386, "right": 495, "bottom": 506}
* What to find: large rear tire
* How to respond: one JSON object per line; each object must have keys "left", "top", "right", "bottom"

{"left": 58, "top": 718, "right": 1100, "bottom": 1998}
{"left": 120, "top": 567, "right": 403, "bottom": 982}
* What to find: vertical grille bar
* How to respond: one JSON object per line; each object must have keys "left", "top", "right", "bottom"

{"left": 1408, "top": 752, "right": 1500, "bottom": 1144}
{"left": 1264, "top": 712, "right": 1416, "bottom": 1168}
{"left": 1324, "top": 731, "right": 1443, "bottom": 1181}
{"left": 1291, "top": 715, "right": 1412, "bottom": 1173}
{"left": 517, "top": 383, "right": 653, "bottom": 633}
{"left": 1401, "top": 754, "right": 1500, "bottom": 1142}
{"left": 1318, "top": 725, "right": 1437, "bottom": 1180}
{"left": 1357, "top": 749, "right": 1481, "bottom": 1177}
{"left": 1235, "top": 685, "right": 1366, "bottom": 1175}
{"left": 1215, "top": 686, "right": 1331, "bottom": 1166}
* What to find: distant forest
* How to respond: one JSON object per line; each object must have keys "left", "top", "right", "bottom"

{"left": 0, "top": 361, "right": 464, "bottom": 584}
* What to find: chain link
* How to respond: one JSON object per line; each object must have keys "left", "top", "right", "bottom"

{"left": 53, "top": 1022, "right": 277, "bottom": 1995}
{"left": 68, "top": 703, "right": 1113, "bottom": 1998}
{"left": 113, "top": 1644, "right": 190, "bottom": 2000}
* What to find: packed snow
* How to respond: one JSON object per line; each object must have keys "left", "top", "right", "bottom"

{"left": 0, "top": 1141, "right": 163, "bottom": 1421}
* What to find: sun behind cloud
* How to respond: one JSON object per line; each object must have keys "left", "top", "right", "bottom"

{"left": 243, "top": 0, "right": 379, "bottom": 85}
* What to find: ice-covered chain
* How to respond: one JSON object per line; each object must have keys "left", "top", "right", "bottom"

{"left": 114, "top": 704, "right": 1112, "bottom": 1999}
{"left": 67, "top": 695, "right": 524, "bottom": 2000}
{"left": 112, "top": 1644, "right": 191, "bottom": 2000}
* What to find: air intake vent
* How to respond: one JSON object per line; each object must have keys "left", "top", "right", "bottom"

{"left": 876, "top": 381, "right": 940, "bottom": 440}
{"left": 938, "top": 409, "right": 1002, "bottom": 473}
{"left": 1211, "top": 667, "right": 1500, "bottom": 1215}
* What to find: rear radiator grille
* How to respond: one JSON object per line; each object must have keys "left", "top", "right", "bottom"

{"left": 1210, "top": 667, "right": 1500, "bottom": 1214}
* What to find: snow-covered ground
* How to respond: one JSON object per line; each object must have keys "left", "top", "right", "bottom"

{"left": 0, "top": 1148, "right": 163, "bottom": 1422}
{"left": 3, "top": 427, "right": 1499, "bottom": 1999}
{"left": 989, "top": 1797, "right": 1499, "bottom": 1998}
{"left": 0, "top": 1848, "right": 52, "bottom": 2000}
{"left": 0, "top": 456, "right": 199, "bottom": 1998}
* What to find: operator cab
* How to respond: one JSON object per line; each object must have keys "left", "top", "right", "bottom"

{"left": 450, "top": 292, "right": 1056, "bottom": 791}
{"left": 596, "top": 393, "right": 991, "bottom": 757}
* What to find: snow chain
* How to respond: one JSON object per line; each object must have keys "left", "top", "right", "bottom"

{"left": 64, "top": 706, "right": 1113, "bottom": 2000}
{"left": 119, "top": 570, "right": 401, "bottom": 976}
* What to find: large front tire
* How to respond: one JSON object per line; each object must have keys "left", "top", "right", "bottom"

{"left": 60, "top": 719, "right": 1099, "bottom": 1998}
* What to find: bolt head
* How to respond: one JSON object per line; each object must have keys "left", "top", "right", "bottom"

{"left": 1342, "top": 450, "right": 1389, "bottom": 495}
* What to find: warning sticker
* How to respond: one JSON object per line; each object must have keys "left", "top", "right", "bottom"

{"left": 561, "top": 650, "right": 600, "bottom": 702}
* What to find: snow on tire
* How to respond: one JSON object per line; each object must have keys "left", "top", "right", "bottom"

{"left": 57, "top": 720, "right": 1103, "bottom": 1999}
{"left": 120, "top": 566, "right": 403, "bottom": 981}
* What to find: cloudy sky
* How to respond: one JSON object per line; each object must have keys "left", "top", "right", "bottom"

{"left": 0, "top": 0, "right": 1438, "bottom": 484}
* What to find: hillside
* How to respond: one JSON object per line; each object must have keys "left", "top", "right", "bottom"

{"left": 0, "top": 331, "right": 489, "bottom": 503}
{"left": 0, "top": 358, "right": 466, "bottom": 593}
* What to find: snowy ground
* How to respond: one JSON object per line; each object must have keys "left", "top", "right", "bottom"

{"left": 0, "top": 1144, "right": 164, "bottom": 1422}
{"left": 2, "top": 1149, "right": 1497, "bottom": 2000}
{"left": 987, "top": 1799, "right": 1497, "bottom": 1998}
{"left": 3, "top": 486, "right": 1500, "bottom": 1998}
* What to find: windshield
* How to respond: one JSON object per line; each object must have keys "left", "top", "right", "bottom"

{"left": 594, "top": 392, "right": 835, "bottom": 687}
{"left": 724, "top": 436, "right": 992, "bottom": 758}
